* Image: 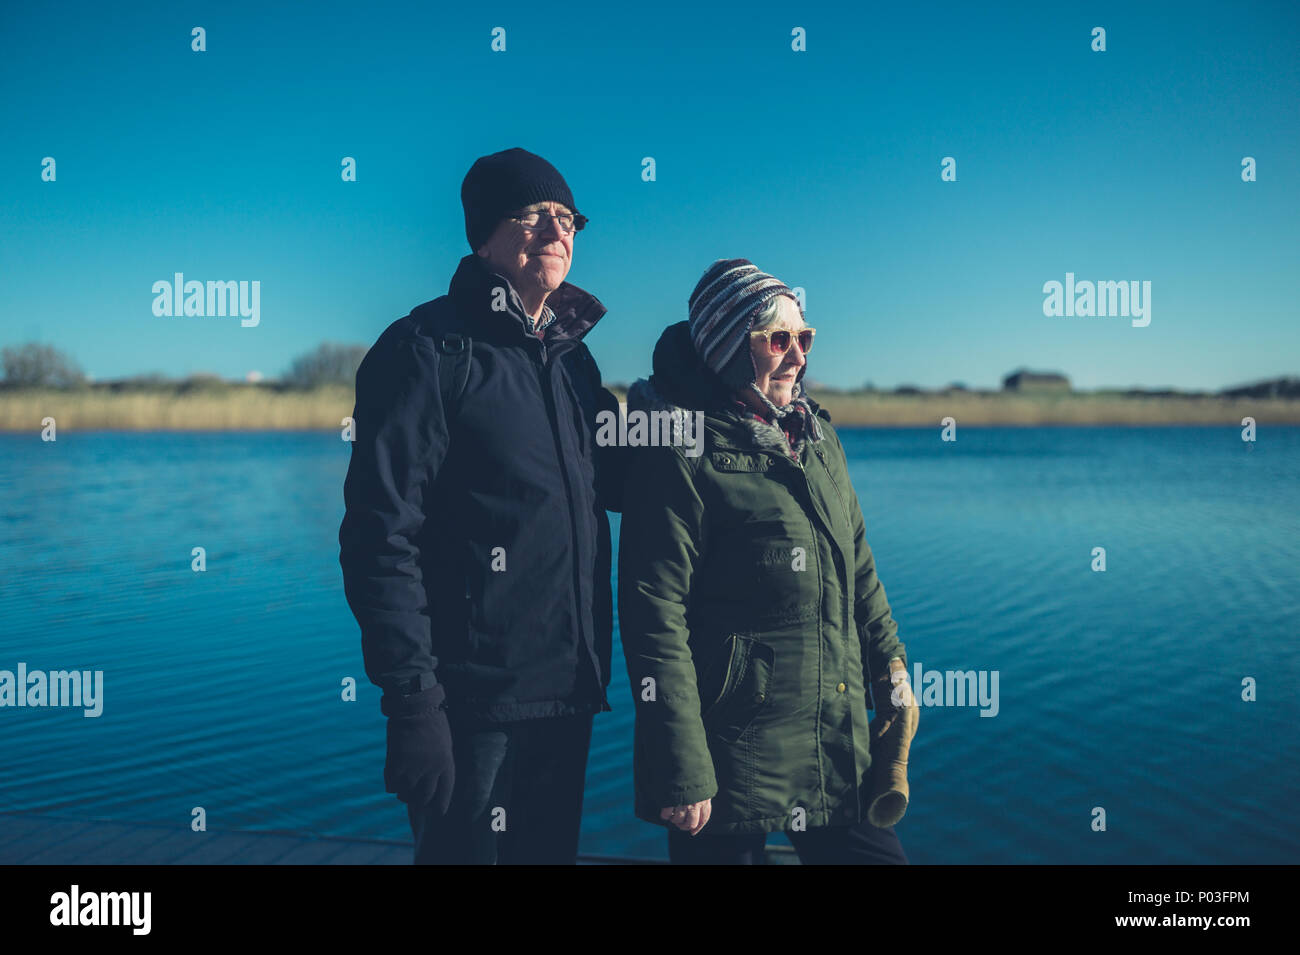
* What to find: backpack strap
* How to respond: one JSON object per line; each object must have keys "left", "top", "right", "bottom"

{"left": 432, "top": 325, "right": 471, "bottom": 421}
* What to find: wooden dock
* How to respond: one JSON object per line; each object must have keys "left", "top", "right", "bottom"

{"left": 0, "top": 811, "right": 691, "bottom": 865}
{"left": 0, "top": 811, "right": 415, "bottom": 865}
{"left": 0, "top": 812, "right": 810, "bottom": 864}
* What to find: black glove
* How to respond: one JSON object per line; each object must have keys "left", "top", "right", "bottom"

{"left": 381, "top": 683, "right": 456, "bottom": 814}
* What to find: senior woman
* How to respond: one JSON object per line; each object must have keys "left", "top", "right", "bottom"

{"left": 618, "top": 258, "right": 919, "bottom": 865}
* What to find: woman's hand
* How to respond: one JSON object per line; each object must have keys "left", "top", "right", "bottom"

{"left": 660, "top": 799, "right": 712, "bottom": 835}
{"left": 867, "top": 659, "right": 919, "bottom": 827}
{"left": 870, "top": 658, "right": 916, "bottom": 738}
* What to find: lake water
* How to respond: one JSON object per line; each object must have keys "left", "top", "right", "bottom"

{"left": 2, "top": 427, "right": 1297, "bottom": 863}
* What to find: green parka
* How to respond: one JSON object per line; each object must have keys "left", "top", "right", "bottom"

{"left": 618, "top": 321, "right": 907, "bottom": 835}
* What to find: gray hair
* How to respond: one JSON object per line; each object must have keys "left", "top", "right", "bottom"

{"left": 749, "top": 293, "right": 803, "bottom": 331}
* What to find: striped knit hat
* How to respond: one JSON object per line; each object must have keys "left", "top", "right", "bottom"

{"left": 688, "top": 258, "right": 802, "bottom": 391}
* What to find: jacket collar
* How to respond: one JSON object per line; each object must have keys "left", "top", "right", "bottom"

{"left": 626, "top": 376, "right": 778, "bottom": 458}
{"left": 629, "top": 374, "right": 829, "bottom": 460}
{"left": 447, "top": 252, "right": 608, "bottom": 342}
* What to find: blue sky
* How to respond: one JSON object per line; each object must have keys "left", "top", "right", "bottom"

{"left": 1, "top": 0, "right": 1297, "bottom": 391}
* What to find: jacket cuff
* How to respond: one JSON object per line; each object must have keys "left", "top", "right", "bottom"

{"left": 380, "top": 681, "right": 446, "bottom": 718}
{"left": 644, "top": 778, "right": 718, "bottom": 812}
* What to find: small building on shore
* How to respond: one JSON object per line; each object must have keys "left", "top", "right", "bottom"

{"left": 1002, "top": 368, "right": 1071, "bottom": 393}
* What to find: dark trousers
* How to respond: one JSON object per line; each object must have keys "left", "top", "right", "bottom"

{"left": 407, "top": 712, "right": 594, "bottom": 864}
{"left": 667, "top": 817, "right": 909, "bottom": 865}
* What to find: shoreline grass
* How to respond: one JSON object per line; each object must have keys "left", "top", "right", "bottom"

{"left": 0, "top": 385, "right": 357, "bottom": 432}
{"left": 1, "top": 384, "right": 1298, "bottom": 431}
{"left": 804, "top": 390, "right": 1300, "bottom": 426}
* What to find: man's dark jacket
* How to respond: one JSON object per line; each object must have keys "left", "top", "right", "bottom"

{"left": 339, "top": 252, "right": 623, "bottom": 721}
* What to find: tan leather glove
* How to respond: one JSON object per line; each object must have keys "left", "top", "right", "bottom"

{"left": 867, "top": 658, "right": 919, "bottom": 828}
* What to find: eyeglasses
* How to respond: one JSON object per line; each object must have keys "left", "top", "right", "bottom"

{"left": 507, "top": 211, "right": 588, "bottom": 235}
{"left": 750, "top": 327, "right": 815, "bottom": 356}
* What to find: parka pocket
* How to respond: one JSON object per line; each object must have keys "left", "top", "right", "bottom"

{"left": 700, "top": 634, "right": 775, "bottom": 743}
{"left": 813, "top": 445, "right": 853, "bottom": 524}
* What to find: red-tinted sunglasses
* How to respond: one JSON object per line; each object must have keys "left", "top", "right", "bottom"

{"left": 750, "top": 327, "right": 816, "bottom": 356}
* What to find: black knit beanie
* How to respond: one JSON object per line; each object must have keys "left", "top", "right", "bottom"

{"left": 461, "top": 147, "right": 581, "bottom": 252}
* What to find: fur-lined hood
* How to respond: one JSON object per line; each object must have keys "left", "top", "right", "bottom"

{"left": 626, "top": 321, "right": 829, "bottom": 460}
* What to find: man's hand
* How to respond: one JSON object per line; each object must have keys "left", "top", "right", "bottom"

{"left": 660, "top": 799, "right": 712, "bottom": 836}
{"left": 381, "top": 685, "right": 456, "bottom": 814}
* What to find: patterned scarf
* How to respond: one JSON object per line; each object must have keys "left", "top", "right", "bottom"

{"left": 729, "top": 380, "right": 824, "bottom": 459}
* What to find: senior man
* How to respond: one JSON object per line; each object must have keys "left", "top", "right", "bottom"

{"left": 339, "top": 147, "right": 624, "bottom": 864}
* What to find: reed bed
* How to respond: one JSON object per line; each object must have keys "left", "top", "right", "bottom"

{"left": 1, "top": 385, "right": 1296, "bottom": 431}
{"left": 0, "top": 385, "right": 356, "bottom": 432}
{"left": 803, "top": 390, "right": 1300, "bottom": 426}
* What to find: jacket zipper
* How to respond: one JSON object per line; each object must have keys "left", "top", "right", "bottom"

{"left": 771, "top": 441, "right": 854, "bottom": 680}
{"left": 531, "top": 338, "right": 608, "bottom": 709}
{"left": 781, "top": 449, "right": 831, "bottom": 819}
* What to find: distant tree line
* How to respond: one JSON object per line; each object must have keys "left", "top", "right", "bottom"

{"left": 1, "top": 341, "right": 368, "bottom": 389}
{"left": 1, "top": 343, "right": 87, "bottom": 388}
{"left": 282, "top": 343, "right": 368, "bottom": 389}
{"left": 5, "top": 341, "right": 1298, "bottom": 398}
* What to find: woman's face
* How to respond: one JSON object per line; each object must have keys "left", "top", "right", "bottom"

{"left": 748, "top": 296, "right": 807, "bottom": 408}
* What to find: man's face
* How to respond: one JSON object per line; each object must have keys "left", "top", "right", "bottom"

{"left": 476, "top": 199, "right": 574, "bottom": 298}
